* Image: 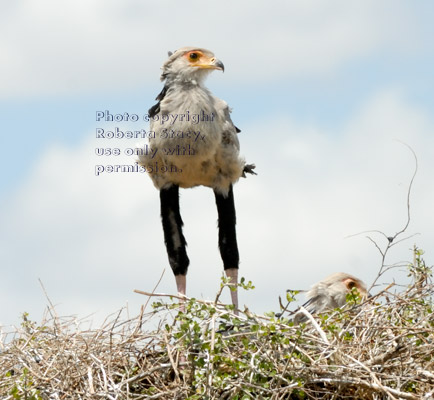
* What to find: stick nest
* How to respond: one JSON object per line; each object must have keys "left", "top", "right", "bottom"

{"left": 1, "top": 257, "right": 433, "bottom": 399}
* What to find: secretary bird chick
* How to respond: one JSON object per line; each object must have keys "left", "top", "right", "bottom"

{"left": 302, "top": 272, "right": 368, "bottom": 314}
{"left": 282, "top": 273, "right": 369, "bottom": 323}
{"left": 138, "top": 47, "right": 255, "bottom": 313}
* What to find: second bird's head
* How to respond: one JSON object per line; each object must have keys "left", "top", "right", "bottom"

{"left": 160, "top": 47, "right": 224, "bottom": 84}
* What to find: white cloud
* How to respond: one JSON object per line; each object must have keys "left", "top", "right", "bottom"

{"left": 1, "top": 89, "right": 433, "bottom": 328}
{"left": 0, "top": 0, "right": 426, "bottom": 98}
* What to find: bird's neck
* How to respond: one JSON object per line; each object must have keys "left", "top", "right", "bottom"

{"left": 163, "top": 69, "right": 210, "bottom": 90}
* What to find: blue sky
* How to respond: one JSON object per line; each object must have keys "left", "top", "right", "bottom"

{"left": 1, "top": 0, "right": 434, "bottom": 332}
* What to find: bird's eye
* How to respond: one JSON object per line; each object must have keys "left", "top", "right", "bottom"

{"left": 347, "top": 281, "right": 356, "bottom": 290}
{"left": 189, "top": 53, "right": 198, "bottom": 60}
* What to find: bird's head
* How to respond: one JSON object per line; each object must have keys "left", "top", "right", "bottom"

{"left": 305, "top": 272, "right": 369, "bottom": 313}
{"left": 160, "top": 47, "right": 224, "bottom": 84}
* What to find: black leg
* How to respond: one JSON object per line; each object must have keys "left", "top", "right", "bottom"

{"left": 214, "top": 185, "right": 239, "bottom": 312}
{"left": 214, "top": 185, "right": 239, "bottom": 269}
{"left": 160, "top": 185, "right": 189, "bottom": 277}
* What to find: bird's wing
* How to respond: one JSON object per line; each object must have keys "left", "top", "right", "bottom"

{"left": 302, "top": 297, "right": 318, "bottom": 314}
{"left": 215, "top": 98, "right": 257, "bottom": 177}
{"left": 302, "top": 294, "right": 331, "bottom": 315}
{"left": 148, "top": 84, "right": 170, "bottom": 118}
{"left": 215, "top": 99, "right": 240, "bottom": 148}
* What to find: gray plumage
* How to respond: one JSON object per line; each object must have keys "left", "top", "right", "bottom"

{"left": 138, "top": 47, "right": 247, "bottom": 196}
{"left": 291, "top": 272, "right": 368, "bottom": 323}
{"left": 303, "top": 272, "right": 368, "bottom": 314}
{"left": 138, "top": 47, "right": 255, "bottom": 314}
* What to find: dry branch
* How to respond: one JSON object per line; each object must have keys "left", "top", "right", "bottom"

{"left": 1, "top": 250, "right": 433, "bottom": 399}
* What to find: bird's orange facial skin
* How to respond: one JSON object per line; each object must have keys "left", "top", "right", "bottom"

{"left": 346, "top": 279, "right": 356, "bottom": 290}
{"left": 184, "top": 50, "right": 222, "bottom": 70}
{"left": 343, "top": 278, "right": 368, "bottom": 298}
{"left": 184, "top": 50, "right": 203, "bottom": 62}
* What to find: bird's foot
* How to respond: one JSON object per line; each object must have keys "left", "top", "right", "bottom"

{"left": 242, "top": 163, "right": 257, "bottom": 177}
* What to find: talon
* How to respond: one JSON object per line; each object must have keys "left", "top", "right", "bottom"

{"left": 242, "top": 163, "right": 257, "bottom": 177}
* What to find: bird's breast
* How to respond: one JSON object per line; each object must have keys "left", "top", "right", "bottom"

{"left": 139, "top": 85, "right": 243, "bottom": 191}
{"left": 151, "top": 88, "right": 222, "bottom": 157}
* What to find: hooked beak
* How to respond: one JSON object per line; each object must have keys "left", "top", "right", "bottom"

{"left": 211, "top": 58, "right": 225, "bottom": 72}
{"left": 195, "top": 57, "right": 225, "bottom": 72}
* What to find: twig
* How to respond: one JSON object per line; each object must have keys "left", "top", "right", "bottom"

{"left": 297, "top": 306, "right": 329, "bottom": 345}
{"left": 143, "top": 269, "right": 166, "bottom": 312}
{"left": 346, "top": 143, "right": 419, "bottom": 292}
{"left": 163, "top": 331, "right": 181, "bottom": 382}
